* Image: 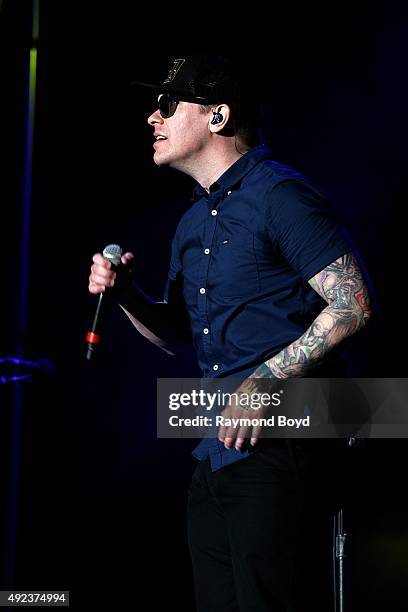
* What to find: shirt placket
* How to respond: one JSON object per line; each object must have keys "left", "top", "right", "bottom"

{"left": 196, "top": 190, "right": 225, "bottom": 375}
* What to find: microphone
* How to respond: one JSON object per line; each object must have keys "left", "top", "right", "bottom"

{"left": 86, "top": 243, "right": 123, "bottom": 360}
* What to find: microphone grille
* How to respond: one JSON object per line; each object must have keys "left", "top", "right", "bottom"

{"left": 102, "top": 243, "right": 123, "bottom": 267}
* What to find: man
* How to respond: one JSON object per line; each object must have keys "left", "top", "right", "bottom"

{"left": 88, "top": 55, "right": 372, "bottom": 611}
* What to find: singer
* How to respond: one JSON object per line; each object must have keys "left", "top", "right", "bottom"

{"left": 88, "top": 55, "right": 373, "bottom": 611}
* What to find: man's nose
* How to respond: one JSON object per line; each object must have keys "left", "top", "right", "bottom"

{"left": 147, "top": 109, "right": 163, "bottom": 126}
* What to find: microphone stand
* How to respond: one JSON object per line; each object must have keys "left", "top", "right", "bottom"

{"left": 333, "top": 507, "right": 349, "bottom": 612}
{"left": 332, "top": 435, "right": 362, "bottom": 612}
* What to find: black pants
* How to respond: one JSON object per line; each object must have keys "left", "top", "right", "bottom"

{"left": 187, "top": 441, "right": 312, "bottom": 612}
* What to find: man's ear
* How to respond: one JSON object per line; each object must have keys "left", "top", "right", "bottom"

{"left": 208, "top": 104, "right": 231, "bottom": 133}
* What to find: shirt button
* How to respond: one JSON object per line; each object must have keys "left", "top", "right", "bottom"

{"left": 227, "top": 190, "right": 232, "bottom": 195}
{"left": 212, "top": 364, "right": 219, "bottom": 371}
{"left": 203, "top": 328, "right": 209, "bottom": 334}
{"left": 199, "top": 287, "right": 206, "bottom": 294}
{"left": 204, "top": 248, "right": 210, "bottom": 255}
{"left": 211, "top": 209, "right": 218, "bottom": 216}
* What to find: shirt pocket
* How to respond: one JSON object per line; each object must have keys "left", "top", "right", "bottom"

{"left": 210, "top": 230, "right": 260, "bottom": 300}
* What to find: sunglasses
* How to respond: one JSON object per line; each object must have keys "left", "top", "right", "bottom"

{"left": 157, "top": 92, "right": 210, "bottom": 119}
{"left": 157, "top": 93, "right": 180, "bottom": 118}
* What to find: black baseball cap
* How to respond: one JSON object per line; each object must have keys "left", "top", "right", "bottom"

{"left": 132, "top": 54, "right": 261, "bottom": 118}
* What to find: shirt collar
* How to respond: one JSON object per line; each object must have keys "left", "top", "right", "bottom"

{"left": 192, "top": 144, "right": 273, "bottom": 201}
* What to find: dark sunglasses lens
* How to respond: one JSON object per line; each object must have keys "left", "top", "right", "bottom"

{"left": 159, "top": 94, "right": 178, "bottom": 118}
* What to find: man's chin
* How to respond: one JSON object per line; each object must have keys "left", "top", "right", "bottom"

{"left": 153, "top": 150, "right": 184, "bottom": 172}
{"left": 153, "top": 151, "right": 171, "bottom": 167}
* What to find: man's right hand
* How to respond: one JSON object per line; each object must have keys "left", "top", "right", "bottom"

{"left": 88, "top": 252, "right": 134, "bottom": 295}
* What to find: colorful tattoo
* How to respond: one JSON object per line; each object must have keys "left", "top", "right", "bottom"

{"left": 252, "top": 252, "right": 372, "bottom": 379}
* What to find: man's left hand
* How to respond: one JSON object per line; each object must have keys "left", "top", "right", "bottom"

{"left": 217, "top": 374, "right": 279, "bottom": 451}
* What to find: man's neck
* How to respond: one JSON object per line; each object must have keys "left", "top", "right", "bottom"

{"left": 199, "top": 150, "right": 244, "bottom": 192}
{"left": 180, "top": 144, "right": 249, "bottom": 192}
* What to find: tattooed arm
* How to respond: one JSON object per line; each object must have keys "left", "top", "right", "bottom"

{"left": 220, "top": 252, "right": 373, "bottom": 449}
{"left": 219, "top": 251, "right": 372, "bottom": 449}
{"left": 251, "top": 251, "right": 372, "bottom": 380}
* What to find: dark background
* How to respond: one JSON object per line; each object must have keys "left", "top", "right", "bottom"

{"left": 1, "top": 1, "right": 407, "bottom": 609}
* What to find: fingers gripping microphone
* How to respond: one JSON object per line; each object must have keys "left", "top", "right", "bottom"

{"left": 86, "top": 243, "right": 123, "bottom": 360}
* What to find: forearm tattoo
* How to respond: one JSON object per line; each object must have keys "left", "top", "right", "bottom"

{"left": 252, "top": 252, "right": 372, "bottom": 380}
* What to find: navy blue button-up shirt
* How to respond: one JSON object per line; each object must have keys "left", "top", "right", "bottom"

{"left": 163, "top": 144, "right": 352, "bottom": 470}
